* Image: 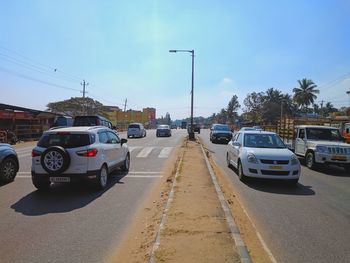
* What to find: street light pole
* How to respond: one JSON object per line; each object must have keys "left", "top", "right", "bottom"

{"left": 169, "top": 49, "right": 195, "bottom": 140}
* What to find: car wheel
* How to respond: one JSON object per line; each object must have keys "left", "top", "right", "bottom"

{"left": 287, "top": 178, "right": 299, "bottom": 185}
{"left": 226, "top": 153, "right": 231, "bottom": 168}
{"left": 305, "top": 152, "right": 317, "bottom": 170}
{"left": 95, "top": 165, "right": 108, "bottom": 190}
{"left": 121, "top": 154, "right": 130, "bottom": 172}
{"left": 198, "top": 130, "right": 200, "bottom": 134}
{"left": 238, "top": 161, "right": 247, "bottom": 182}
{"left": 32, "top": 176, "right": 51, "bottom": 191}
{"left": 0, "top": 157, "right": 18, "bottom": 183}
{"left": 41, "top": 146, "right": 70, "bottom": 174}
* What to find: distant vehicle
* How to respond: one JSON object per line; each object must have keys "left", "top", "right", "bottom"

{"left": 73, "top": 115, "right": 113, "bottom": 129}
{"left": 293, "top": 125, "right": 350, "bottom": 172}
{"left": 171, "top": 124, "right": 177, "bottom": 129}
{"left": 31, "top": 126, "right": 129, "bottom": 191}
{"left": 156, "top": 125, "right": 171, "bottom": 137}
{"left": 227, "top": 130, "right": 300, "bottom": 184}
{"left": 210, "top": 124, "right": 232, "bottom": 143}
{"left": 188, "top": 123, "right": 200, "bottom": 134}
{"left": 181, "top": 121, "right": 187, "bottom": 129}
{"left": 53, "top": 116, "right": 73, "bottom": 128}
{"left": 127, "top": 123, "right": 146, "bottom": 138}
{"left": 0, "top": 143, "right": 19, "bottom": 183}
{"left": 239, "top": 127, "right": 256, "bottom": 131}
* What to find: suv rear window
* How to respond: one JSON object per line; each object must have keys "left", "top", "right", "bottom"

{"left": 128, "top": 124, "right": 140, "bottom": 129}
{"left": 38, "top": 133, "right": 92, "bottom": 148}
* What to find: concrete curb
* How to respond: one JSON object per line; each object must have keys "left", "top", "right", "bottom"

{"left": 200, "top": 144, "right": 252, "bottom": 263}
{"left": 149, "top": 154, "right": 184, "bottom": 263}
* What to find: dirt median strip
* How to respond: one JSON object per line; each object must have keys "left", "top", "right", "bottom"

{"left": 150, "top": 139, "right": 240, "bottom": 263}
{"left": 108, "top": 138, "right": 274, "bottom": 263}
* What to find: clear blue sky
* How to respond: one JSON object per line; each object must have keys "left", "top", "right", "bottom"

{"left": 1, "top": 0, "right": 350, "bottom": 119}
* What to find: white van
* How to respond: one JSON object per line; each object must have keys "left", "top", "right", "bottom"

{"left": 127, "top": 123, "right": 146, "bottom": 138}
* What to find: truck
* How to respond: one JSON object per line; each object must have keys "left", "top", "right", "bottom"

{"left": 293, "top": 125, "right": 350, "bottom": 172}
{"left": 181, "top": 121, "right": 187, "bottom": 129}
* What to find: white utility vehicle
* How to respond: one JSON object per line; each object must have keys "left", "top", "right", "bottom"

{"left": 294, "top": 125, "right": 350, "bottom": 172}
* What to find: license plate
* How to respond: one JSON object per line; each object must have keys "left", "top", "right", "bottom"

{"left": 269, "top": 165, "right": 283, "bottom": 170}
{"left": 331, "top": 155, "right": 346, "bottom": 161}
{"left": 50, "top": 177, "right": 70, "bottom": 183}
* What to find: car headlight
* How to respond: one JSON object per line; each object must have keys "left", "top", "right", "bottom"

{"left": 315, "top": 146, "right": 328, "bottom": 153}
{"left": 291, "top": 155, "right": 299, "bottom": 165}
{"left": 247, "top": 153, "right": 258, "bottom": 163}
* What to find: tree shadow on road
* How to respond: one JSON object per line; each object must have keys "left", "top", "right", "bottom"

{"left": 10, "top": 170, "right": 128, "bottom": 216}
{"left": 243, "top": 178, "right": 315, "bottom": 196}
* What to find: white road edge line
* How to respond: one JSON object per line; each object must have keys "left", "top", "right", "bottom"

{"left": 200, "top": 144, "right": 252, "bottom": 263}
{"left": 149, "top": 154, "right": 183, "bottom": 263}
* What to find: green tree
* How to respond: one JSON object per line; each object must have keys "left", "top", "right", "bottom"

{"left": 243, "top": 92, "right": 264, "bottom": 123}
{"left": 47, "top": 97, "right": 106, "bottom": 117}
{"left": 226, "top": 95, "right": 240, "bottom": 124}
{"left": 293, "top": 78, "right": 319, "bottom": 110}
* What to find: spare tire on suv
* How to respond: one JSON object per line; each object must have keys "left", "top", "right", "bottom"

{"left": 40, "top": 146, "right": 71, "bottom": 174}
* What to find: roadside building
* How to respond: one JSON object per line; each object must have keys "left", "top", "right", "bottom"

{"left": 104, "top": 106, "right": 156, "bottom": 129}
{"left": 0, "top": 103, "right": 59, "bottom": 141}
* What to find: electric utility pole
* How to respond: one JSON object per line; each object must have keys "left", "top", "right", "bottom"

{"left": 81, "top": 80, "right": 89, "bottom": 98}
{"left": 81, "top": 80, "right": 89, "bottom": 115}
{"left": 123, "top": 98, "right": 127, "bottom": 112}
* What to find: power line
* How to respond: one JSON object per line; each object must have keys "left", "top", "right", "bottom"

{"left": 317, "top": 72, "right": 350, "bottom": 91}
{"left": 0, "top": 66, "right": 81, "bottom": 92}
{"left": 0, "top": 45, "right": 84, "bottom": 82}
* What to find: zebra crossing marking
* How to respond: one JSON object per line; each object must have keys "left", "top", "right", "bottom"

{"left": 136, "top": 147, "right": 154, "bottom": 158}
{"left": 158, "top": 147, "right": 173, "bottom": 158}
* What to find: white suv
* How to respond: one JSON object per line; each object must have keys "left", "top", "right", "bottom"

{"left": 227, "top": 130, "right": 300, "bottom": 185}
{"left": 31, "top": 126, "right": 130, "bottom": 191}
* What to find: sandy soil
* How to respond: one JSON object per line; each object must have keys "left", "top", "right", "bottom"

{"left": 108, "top": 138, "right": 274, "bottom": 263}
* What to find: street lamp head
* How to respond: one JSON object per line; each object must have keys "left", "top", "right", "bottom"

{"left": 169, "top": 50, "right": 177, "bottom": 53}
{"left": 347, "top": 91, "right": 350, "bottom": 95}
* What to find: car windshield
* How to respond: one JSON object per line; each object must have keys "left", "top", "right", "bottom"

{"left": 158, "top": 125, "right": 169, "bottom": 129}
{"left": 38, "top": 133, "right": 91, "bottom": 148}
{"left": 306, "top": 128, "right": 343, "bottom": 141}
{"left": 243, "top": 133, "right": 286, "bottom": 148}
{"left": 213, "top": 125, "right": 230, "bottom": 131}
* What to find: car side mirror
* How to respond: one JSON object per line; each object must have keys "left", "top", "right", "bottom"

{"left": 121, "top": 138, "right": 127, "bottom": 145}
{"left": 232, "top": 141, "right": 241, "bottom": 147}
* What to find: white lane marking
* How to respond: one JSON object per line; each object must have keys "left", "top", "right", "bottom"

{"left": 158, "top": 147, "right": 173, "bottom": 158}
{"left": 136, "top": 147, "right": 154, "bottom": 158}
{"left": 128, "top": 146, "right": 141, "bottom": 153}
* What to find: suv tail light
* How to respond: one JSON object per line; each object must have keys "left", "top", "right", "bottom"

{"left": 76, "top": 148, "right": 98, "bottom": 157}
{"left": 32, "top": 149, "right": 42, "bottom": 157}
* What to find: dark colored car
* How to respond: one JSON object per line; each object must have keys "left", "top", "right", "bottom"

{"left": 73, "top": 115, "right": 113, "bottom": 129}
{"left": 156, "top": 125, "right": 171, "bottom": 137}
{"left": 210, "top": 124, "right": 232, "bottom": 143}
{"left": 187, "top": 124, "right": 200, "bottom": 134}
{"left": 0, "top": 143, "right": 19, "bottom": 183}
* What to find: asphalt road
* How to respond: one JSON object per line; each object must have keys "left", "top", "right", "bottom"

{"left": 199, "top": 129, "right": 350, "bottom": 263}
{"left": 0, "top": 129, "right": 187, "bottom": 263}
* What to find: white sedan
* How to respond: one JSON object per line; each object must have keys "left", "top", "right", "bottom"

{"left": 226, "top": 130, "right": 300, "bottom": 184}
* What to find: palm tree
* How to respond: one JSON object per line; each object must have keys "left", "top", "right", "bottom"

{"left": 293, "top": 78, "right": 319, "bottom": 110}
